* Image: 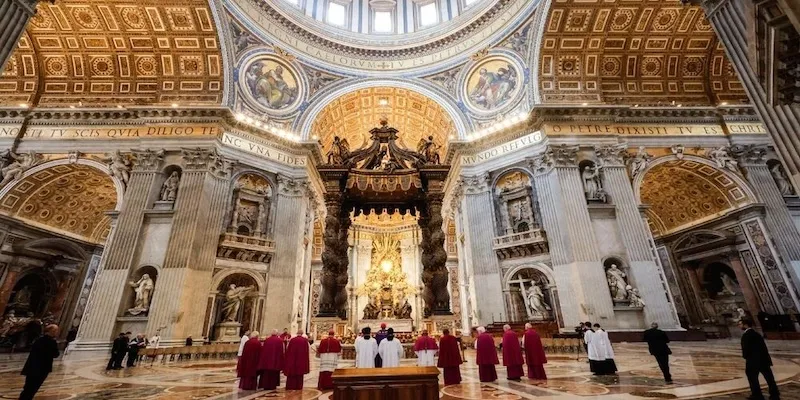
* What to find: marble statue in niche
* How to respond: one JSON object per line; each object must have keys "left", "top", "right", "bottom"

{"left": 627, "top": 286, "right": 645, "bottom": 308}
{"left": 127, "top": 274, "right": 154, "bottom": 316}
{"left": 718, "top": 273, "right": 740, "bottom": 296}
{"left": 525, "top": 284, "right": 551, "bottom": 318}
{"left": 769, "top": 163, "right": 795, "bottom": 195}
{"left": 606, "top": 264, "right": 629, "bottom": 301}
{"left": 160, "top": 171, "right": 180, "bottom": 202}
{"left": 229, "top": 174, "right": 272, "bottom": 237}
{"left": 495, "top": 171, "right": 537, "bottom": 235}
{"left": 221, "top": 284, "right": 255, "bottom": 322}
{"left": 582, "top": 163, "right": 607, "bottom": 203}
{"left": 10, "top": 286, "right": 32, "bottom": 309}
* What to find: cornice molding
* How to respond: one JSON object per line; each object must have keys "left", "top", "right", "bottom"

{"left": 530, "top": 105, "right": 758, "bottom": 124}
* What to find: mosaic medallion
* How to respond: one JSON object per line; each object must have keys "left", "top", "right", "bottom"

{"left": 463, "top": 56, "right": 522, "bottom": 114}
{"left": 240, "top": 55, "right": 302, "bottom": 113}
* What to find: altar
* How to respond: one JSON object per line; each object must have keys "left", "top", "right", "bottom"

{"left": 358, "top": 319, "right": 414, "bottom": 332}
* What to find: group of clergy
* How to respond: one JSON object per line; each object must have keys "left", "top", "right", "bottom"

{"left": 474, "top": 323, "right": 548, "bottom": 382}
{"left": 237, "top": 329, "right": 327, "bottom": 392}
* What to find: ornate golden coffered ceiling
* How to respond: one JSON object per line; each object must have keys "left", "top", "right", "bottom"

{"left": 640, "top": 160, "right": 752, "bottom": 236}
{"left": 0, "top": 0, "right": 223, "bottom": 107}
{"left": 0, "top": 163, "right": 117, "bottom": 243}
{"left": 311, "top": 87, "right": 455, "bottom": 155}
{"left": 538, "top": 0, "right": 748, "bottom": 105}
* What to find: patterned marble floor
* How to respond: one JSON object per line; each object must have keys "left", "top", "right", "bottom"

{"left": 0, "top": 340, "right": 798, "bottom": 399}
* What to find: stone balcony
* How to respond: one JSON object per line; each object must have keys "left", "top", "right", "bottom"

{"left": 217, "top": 232, "right": 276, "bottom": 263}
{"left": 492, "top": 229, "right": 549, "bottom": 260}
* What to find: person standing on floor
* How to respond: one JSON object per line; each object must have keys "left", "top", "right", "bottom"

{"left": 437, "top": 329, "right": 463, "bottom": 385}
{"left": 237, "top": 330, "right": 251, "bottom": 359}
{"left": 355, "top": 327, "right": 379, "bottom": 368}
{"left": 19, "top": 324, "right": 60, "bottom": 400}
{"left": 283, "top": 329, "right": 311, "bottom": 390}
{"left": 413, "top": 329, "right": 438, "bottom": 367}
{"left": 185, "top": 336, "right": 193, "bottom": 346}
{"left": 378, "top": 328, "right": 404, "bottom": 368}
{"left": 740, "top": 318, "right": 780, "bottom": 400}
{"left": 238, "top": 331, "right": 261, "bottom": 390}
{"left": 522, "top": 323, "right": 547, "bottom": 380}
{"left": 643, "top": 322, "right": 672, "bottom": 383}
{"left": 127, "top": 333, "right": 146, "bottom": 367}
{"left": 374, "top": 323, "right": 388, "bottom": 368}
{"left": 475, "top": 326, "right": 499, "bottom": 382}
{"left": 501, "top": 324, "right": 525, "bottom": 381}
{"left": 258, "top": 330, "right": 285, "bottom": 390}
{"left": 107, "top": 332, "right": 128, "bottom": 370}
{"left": 586, "top": 323, "right": 617, "bottom": 375}
{"left": 316, "top": 330, "right": 341, "bottom": 390}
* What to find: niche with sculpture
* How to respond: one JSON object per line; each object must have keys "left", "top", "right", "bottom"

{"left": 604, "top": 258, "right": 645, "bottom": 308}
{"left": 229, "top": 173, "right": 273, "bottom": 237}
{"left": 152, "top": 165, "right": 182, "bottom": 210}
{"left": 5, "top": 271, "right": 54, "bottom": 318}
{"left": 767, "top": 160, "right": 795, "bottom": 196}
{"left": 579, "top": 160, "right": 607, "bottom": 203}
{"left": 506, "top": 268, "right": 553, "bottom": 321}
{"left": 700, "top": 263, "right": 746, "bottom": 323}
{"left": 494, "top": 171, "right": 539, "bottom": 235}
{"left": 124, "top": 266, "right": 158, "bottom": 316}
{"left": 212, "top": 273, "right": 258, "bottom": 341}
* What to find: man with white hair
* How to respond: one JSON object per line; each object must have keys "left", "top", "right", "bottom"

{"left": 523, "top": 323, "right": 547, "bottom": 379}
{"left": 238, "top": 331, "right": 261, "bottom": 390}
{"left": 284, "top": 329, "right": 311, "bottom": 390}
{"left": 258, "top": 329, "right": 285, "bottom": 390}
{"left": 501, "top": 324, "right": 525, "bottom": 381}
{"left": 475, "top": 326, "right": 499, "bottom": 382}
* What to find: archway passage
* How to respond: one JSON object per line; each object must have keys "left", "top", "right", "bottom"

{"left": 640, "top": 159, "right": 752, "bottom": 236}
{"left": 0, "top": 164, "right": 118, "bottom": 243}
{"left": 312, "top": 86, "right": 456, "bottom": 156}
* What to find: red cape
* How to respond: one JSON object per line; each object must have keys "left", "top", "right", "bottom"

{"left": 502, "top": 330, "right": 524, "bottom": 366}
{"left": 237, "top": 337, "right": 261, "bottom": 377}
{"left": 475, "top": 333, "right": 499, "bottom": 365}
{"left": 413, "top": 335, "right": 439, "bottom": 352}
{"left": 258, "top": 334, "right": 285, "bottom": 371}
{"left": 437, "top": 334, "right": 462, "bottom": 368}
{"left": 318, "top": 336, "right": 342, "bottom": 353}
{"left": 283, "top": 335, "right": 310, "bottom": 376}
{"left": 524, "top": 329, "right": 547, "bottom": 365}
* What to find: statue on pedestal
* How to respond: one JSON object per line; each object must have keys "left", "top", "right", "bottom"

{"left": 221, "top": 284, "right": 254, "bottom": 322}
{"left": 160, "top": 171, "right": 180, "bottom": 202}
{"left": 627, "top": 285, "right": 645, "bottom": 308}
{"left": 718, "top": 273, "right": 739, "bottom": 296}
{"left": 362, "top": 298, "right": 380, "bottom": 320}
{"left": 582, "top": 163, "right": 606, "bottom": 202}
{"left": 127, "top": 274, "right": 155, "bottom": 316}
{"left": 326, "top": 136, "right": 350, "bottom": 165}
{"left": 769, "top": 163, "right": 794, "bottom": 195}
{"left": 606, "top": 264, "right": 629, "bottom": 301}
{"left": 416, "top": 136, "right": 441, "bottom": 165}
{"left": 394, "top": 299, "right": 413, "bottom": 319}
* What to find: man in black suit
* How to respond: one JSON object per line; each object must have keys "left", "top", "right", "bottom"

{"left": 107, "top": 332, "right": 128, "bottom": 370}
{"left": 740, "top": 318, "right": 780, "bottom": 400}
{"left": 643, "top": 322, "right": 672, "bottom": 383}
{"left": 20, "top": 324, "right": 60, "bottom": 400}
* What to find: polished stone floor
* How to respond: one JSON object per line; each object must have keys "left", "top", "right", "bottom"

{"left": 0, "top": 340, "right": 798, "bottom": 399}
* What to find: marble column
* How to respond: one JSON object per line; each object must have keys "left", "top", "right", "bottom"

{"left": 530, "top": 146, "right": 614, "bottom": 326}
{"left": 697, "top": 0, "right": 800, "bottom": 190}
{"left": 460, "top": 173, "right": 504, "bottom": 323}
{"left": 262, "top": 176, "right": 308, "bottom": 332}
{"left": 0, "top": 0, "right": 37, "bottom": 72}
{"left": 73, "top": 150, "right": 163, "bottom": 347}
{"left": 147, "top": 149, "right": 233, "bottom": 343}
{"left": 737, "top": 147, "right": 800, "bottom": 304}
{"left": 597, "top": 145, "right": 680, "bottom": 328}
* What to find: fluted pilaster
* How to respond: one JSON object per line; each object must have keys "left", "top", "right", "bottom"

{"left": 0, "top": 0, "right": 37, "bottom": 72}
{"left": 263, "top": 176, "right": 308, "bottom": 331}
{"left": 460, "top": 173, "right": 504, "bottom": 323}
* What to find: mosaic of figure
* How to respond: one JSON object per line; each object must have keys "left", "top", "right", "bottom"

{"left": 770, "top": 163, "right": 794, "bottom": 195}
{"left": 606, "top": 264, "right": 629, "bottom": 301}
{"left": 221, "top": 284, "right": 254, "bottom": 322}
{"left": 468, "top": 61, "right": 518, "bottom": 110}
{"left": 245, "top": 59, "right": 298, "bottom": 110}
{"left": 127, "top": 274, "right": 154, "bottom": 315}
{"left": 159, "top": 171, "right": 180, "bottom": 202}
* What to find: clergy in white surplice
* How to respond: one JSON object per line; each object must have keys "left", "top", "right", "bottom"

{"left": 377, "top": 328, "right": 404, "bottom": 368}
{"left": 585, "top": 323, "right": 618, "bottom": 375}
{"left": 354, "top": 327, "right": 379, "bottom": 368}
{"left": 413, "top": 330, "right": 438, "bottom": 367}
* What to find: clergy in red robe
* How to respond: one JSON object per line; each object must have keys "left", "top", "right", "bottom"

{"left": 437, "top": 329, "right": 463, "bottom": 385}
{"left": 501, "top": 324, "right": 525, "bottom": 381}
{"left": 280, "top": 329, "right": 291, "bottom": 349}
{"left": 237, "top": 332, "right": 261, "bottom": 390}
{"left": 475, "top": 326, "right": 499, "bottom": 382}
{"left": 316, "top": 330, "right": 342, "bottom": 390}
{"left": 413, "top": 330, "right": 439, "bottom": 366}
{"left": 283, "top": 330, "right": 310, "bottom": 390}
{"left": 258, "top": 330, "right": 285, "bottom": 390}
{"left": 522, "top": 323, "right": 547, "bottom": 380}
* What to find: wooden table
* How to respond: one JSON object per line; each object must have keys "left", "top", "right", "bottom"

{"left": 331, "top": 366, "right": 440, "bottom": 400}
